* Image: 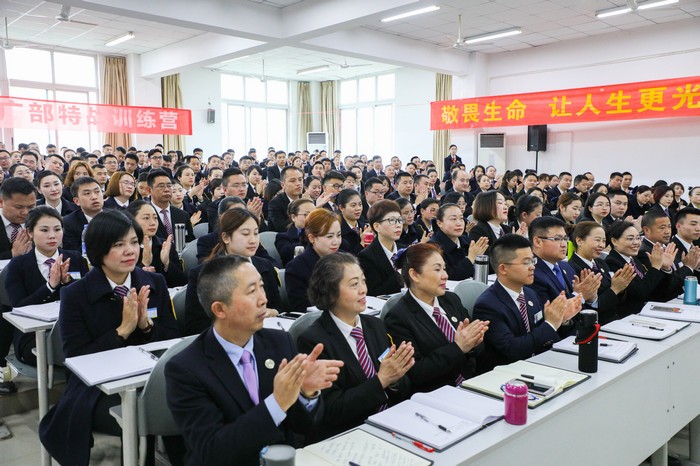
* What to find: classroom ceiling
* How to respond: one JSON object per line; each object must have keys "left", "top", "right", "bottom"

{"left": 2, "top": 0, "right": 700, "bottom": 80}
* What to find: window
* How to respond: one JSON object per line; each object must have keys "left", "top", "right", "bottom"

{"left": 339, "top": 73, "right": 395, "bottom": 156}
{"left": 4, "top": 48, "right": 99, "bottom": 150}
{"left": 220, "top": 74, "right": 289, "bottom": 152}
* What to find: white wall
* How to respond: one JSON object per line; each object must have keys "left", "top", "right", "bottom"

{"left": 450, "top": 18, "right": 700, "bottom": 187}
{"left": 393, "top": 68, "right": 434, "bottom": 162}
{"left": 127, "top": 54, "right": 162, "bottom": 149}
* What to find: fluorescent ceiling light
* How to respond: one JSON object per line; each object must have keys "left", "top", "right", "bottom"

{"left": 297, "top": 65, "right": 329, "bottom": 75}
{"left": 105, "top": 32, "right": 134, "bottom": 47}
{"left": 220, "top": 55, "right": 250, "bottom": 64}
{"left": 596, "top": 6, "right": 633, "bottom": 18}
{"left": 464, "top": 27, "right": 522, "bottom": 44}
{"left": 638, "top": 0, "right": 679, "bottom": 10}
{"left": 381, "top": 5, "right": 440, "bottom": 22}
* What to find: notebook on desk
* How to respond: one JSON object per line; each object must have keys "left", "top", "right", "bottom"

{"left": 11, "top": 302, "right": 61, "bottom": 322}
{"left": 552, "top": 335, "right": 638, "bottom": 363}
{"left": 639, "top": 301, "right": 700, "bottom": 323}
{"left": 601, "top": 314, "right": 689, "bottom": 340}
{"left": 460, "top": 360, "right": 589, "bottom": 408}
{"left": 366, "top": 386, "right": 503, "bottom": 451}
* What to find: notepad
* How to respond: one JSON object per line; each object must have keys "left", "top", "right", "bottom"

{"left": 11, "top": 302, "right": 61, "bottom": 322}
{"left": 263, "top": 316, "right": 295, "bottom": 331}
{"left": 601, "top": 314, "right": 689, "bottom": 340}
{"left": 366, "top": 386, "right": 503, "bottom": 451}
{"left": 65, "top": 346, "right": 160, "bottom": 386}
{"left": 640, "top": 301, "right": 700, "bottom": 323}
{"left": 551, "top": 335, "right": 638, "bottom": 363}
{"left": 460, "top": 360, "right": 589, "bottom": 408}
{"left": 297, "top": 429, "right": 432, "bottom": 466}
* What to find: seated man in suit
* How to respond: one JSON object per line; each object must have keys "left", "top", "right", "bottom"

{"left": 62, "top": 176, "right": 105, "bottom": 252}
{"left": 267, "top": 166, "right": 303, "bottom": 232}
{"left": 207, "top": 168, "right": 261, "bottom": 231}
{"left": 147, "top": 169, "right": 195, "bottom": 244}
{"left": 528, "top": 216, "right": 601, "bottom": 307}
{"left": 473, "top": 234, "right": 582, "bottom": 372}
{"left": 165, "top": 255, "right": 343, "bottom": 466}
{"left": 387, "top": 172, "right": 416, "bottom": 203}
{"left": 672, "top": 207, "right": 700, "bottom": 263}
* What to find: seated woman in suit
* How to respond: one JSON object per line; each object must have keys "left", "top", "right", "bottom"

{"left": 648, "top": 185, "right": 676, "bottom": 222}
{"left": 670, "top": 182, "right": 688, "bottom": 211}
{"left": 604, "top": 221, "right": 675, "bottom": 317}
{"left": 468, "top": 165, "right": 486, "bottom": 193}
{"left": 35, "top": 170, "right": 77, "bottom": 216}
{"left": 275, "top": 198, "right": 314, "bottom": 266}
{"left": 127, "top": 200, "right": 187, "bottom": 288}
{"left": 286, "top": 208, "right": 342, "bottom": 312}
{"left": 39, "top": 209, "right": 178, "bottom": 466}
{"left": 627, "top": 185, "right": 652, "bottom": 218}
{"left": 555, "top": 192, "right": 582, "bottom": 225}
{"left": 245, "top": 164, "right": 266, "bottom": 200}
{"left": 297, "top": 253, "right": 413, "bottom": 442}
{"left": 508, "top": 194, "right": 543, "bottom": 238}
{"left": 429, "top": 203, "right": 488, "bottom": 280}
{"left": 171, "top": 180, "right": 200, "bottom": 220}
{"left": 303, "top": 175, "right": 322, "bottom": 203}
{"left": 384, "top": 243, "right": 488, "bottom": 393}
{"left": 5, "top": 206, "right": 88, "bottom": 365}
{"left": 185, "top": 208, "right": 281, "bottom": 335}
{"left": 416, "top": 198, "right": 439, "bottom": 237}
{"left": 337, "top": 188, "right": 367, "bottom": 255}
{"left": 357, "top": 200, "right": 404, "bottom": 296}
{"left": 583, "top": 192, "right": 610, "bottom": 227}
{"left": 396, "top": 197, "right": 425, "bottom": 248}
{"left": 471, "top": 173, "right": 492, "bottom": 196}
{"left": 469, "top": 190, "right": 516, "bottom": 272}
{"left": 103, "top": 171, "right": 136, "bottom": 210}
{"left": 569, "top": 221, "right": 636, "bottom": 324}
{"left": 62, "top": 160, "right": 93, "bottom": 200}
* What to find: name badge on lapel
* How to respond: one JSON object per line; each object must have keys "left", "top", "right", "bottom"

{"left": 534, "top": 311, "right": 544, "bottom": 324}
{"left": 147, "top": 307, "right": 158, "bottom": 319}
{"left": 68, "top": 271, "right": 81, "bottom": 280}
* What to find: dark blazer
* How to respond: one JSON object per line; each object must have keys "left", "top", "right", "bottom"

{"left": 443, "top": 154, "right": 462, "bottom": 174}
{"left": 473, "top": 281, "right": 560, "bottom": 373}
{"left": 397, "top": 223, "right": 421, "bottom": 249}
{"left": 0, "top": 220, "right": 14, "bottom": 260}
{"left": 468, "top": 221, "right": 503, "bottom": 273}
{"left": 528, "top": 256, "right": 576, "bottom": 306}
{"left": 165, "top": 328, "right": 319, "bottom": 466}
{"left": 605, "top": 249, "right": 667, "bottom": 316}
{"left": 384, "top": 291, "right": 477, "bottom": 393}
{"left": 339, "top": 218, "right": 365, "bottom": 255}
{"left": 39, "top": 266, "right": 178, "bottom": 466}
{"left": 206, "top": 199, "right": 222, "bottom": 232}
{"left": 429, "top": 228, "right": 475, "bottom": 280}
{"left": 61, "top": 209, "right": 89, "bottom": 252}
{"left": 627, "top": 199, "right": 650, "bottom": 219}
{"left": 638, "top": 237, "right": 690, "bottom": 301}
{"left": 275, "top": 226, "right": 302, "bottom": 267}
{"left": 285, "top": 247, "right": 320, "bottom": 312}
{"left": 266, "top": 164, "right": 283, "bottom": 181}
{"left": 103, "top": 197, "right": 129, "bottom": 210}
{"left": 185, "top": 256, "right": 281, "bottom": 336}
{"left": 154, "top": 205, "right": 195, "bottom": 243}
{"left": 297, "top": 312, "right": 411, "bottom": 442}
{"left": 357, "top": 239, "right": 402, "bottom": 297}
{"left": 37, "top": 197, "right": 78, "bottom": 216}
{"left": 386, "top": 191, "right": 416, "bottom": 204}
{"left": 138, "top": 235, "right": 187, "bottom": 287}
{"left": 567, "top": 253, "right": 621, "bottom": 325}
{"left": 267, "top": 193, "right": 292, "bottom": 232}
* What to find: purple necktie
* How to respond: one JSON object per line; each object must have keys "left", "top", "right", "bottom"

{"left": 240, "top": 350, "right": 259, "bottom": 405}
{"left": 517, "top": 293, "right": 531, "bottom": 333}
{"left": 161, "top": 208, "right": 173, "bottom": 236}
{"left": 432, "top": 308, "right": 464, "bottom": 385}
{"left": 9, "top": 223, "right": 20, "bottom": 243}
{"left": 350, "top": 327, "right": 377, "bottom": 380}
{"left": 591, "top": 261, "right": 600, "bottom": 273}
{"left": 45, "top": 258, "right": 55, "bottom": 274}
{"left": 114, "top": 285, "right": 129, "bottom": 299}
{"left": 630, "top": 259, "right": 645, "bottom": 279}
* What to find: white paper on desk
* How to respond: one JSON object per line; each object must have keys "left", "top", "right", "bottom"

{"left": 411, "top": 386, "right": 503, "bottom": 426}
{"left": 65, "top": 346, "right": 158, "bottom": 386}
{"left": 299, "top": 429, "right": 431, "bottom": 466}
{"left": 263, "top": 317, "right": 294, "bottom": 331}
{"left": 168, "top": 286, "right": 186, "bottom": 299}
{"left": 367, "top": 399, "right": 482, "bottom": 451}
{"left": 552, "top": 335, "right": 638, "bottom": 363}
{"left": 11, "top": 302, "right": 61, "bottom": 322}
{"left": 0, "top": 259, "right": 10, "bottom": 271}
{"left": 640, "top": 301, "right": 700, "bottom": 323}
{"left": 602, "top": 315, "right": 689, "bottom": 340}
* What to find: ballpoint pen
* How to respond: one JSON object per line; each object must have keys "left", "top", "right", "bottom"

{"left": 414, "top": 412, "right": 451, "bottom": 433}
{"left": 391, "top": 432, "right": 435, "bottom": 453}
{"left": 630, "top": 322, "right": 664, "bottom": 331}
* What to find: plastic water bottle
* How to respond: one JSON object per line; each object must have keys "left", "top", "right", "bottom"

{"left": 684, "top": 276, "right": 698, "bottom": 305}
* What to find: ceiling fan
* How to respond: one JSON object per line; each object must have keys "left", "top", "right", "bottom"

{"left": 323, "top": 58, "right": 372, "bottom": 69}
{"left": 1, "top": 17, "right": 36, "bottom": 50}
{"left": 54, "top": 5, "right": 98, "bottom": 26}
{"left": 446, "top": 14, "right": 492, "bottom": 50}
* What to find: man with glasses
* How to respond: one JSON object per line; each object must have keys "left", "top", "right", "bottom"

{"left": 317, "top": 171, "right": 345, "bottom": 212}
{"left": 102, "top": 154, "right": 119, "bottom": 178}
{"left": 0, "top": 150, "right": 11, "bottom": 177}
{"left": 268, "top": 167, "right": 303, "bottom": 232}
{"left": 529, "top": 216, "right": 600, "bottom": 308}
{"left": 362, "top": 177, "right": 385, "bottom": 223}
{"left": 473, "top": 234, "right": 582, "bottom": 372}
{"left": 146, "top": 148, "right": 164, "bottom": 171}
{"left": 148, "top": 170, "right": 194, "bottom": 243}
{"left": 207, "top": 168, "right": 263, "bottom": 231}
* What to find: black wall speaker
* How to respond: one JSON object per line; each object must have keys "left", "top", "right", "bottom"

{"left": 207, "top": 108, "right": 216, "bottom": 124}
{"left": 527, "top": 125, "right": 547, "bottom": 152}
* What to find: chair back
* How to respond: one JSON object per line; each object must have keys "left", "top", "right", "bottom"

{"left": 0, "top": 267, "right": 11, "bottom": 307}
{"left": 181, "top": 240, "right": 199, "bottom": 273}
{"left": 277, "top": 268, "right": 289, "bottom": 310}
{"left": 172, "top": 287, "right": 188, "bottom": 336}
{"left": 259, "top": 231, "right": 282, "bottom": 266}
{"left": 288, "top": 310, "right": 322, "bottom": 345}
{"left": 452, "top": 280, "right": 489, "bottom": 319}
{"left": 46, "top": 319, "right": 65, "bottom": 367}
{"left": 379, "top": 292, "right": 405, "bottom": 321}
{"left": 137, "top": 336, "right": 197, "bottom": 436}
{"left": 193, "top": 222, "right": 209, "bottom": 239}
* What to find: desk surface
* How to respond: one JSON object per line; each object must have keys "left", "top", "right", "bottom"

{"left": 3, "top": 312, "right": 55, "bottom": 332}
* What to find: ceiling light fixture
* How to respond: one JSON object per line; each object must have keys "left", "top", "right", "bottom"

{"left": 464, "top": 27, "right": 522, "bottom": 44}
{"left": 296, "top": 65, "right": 330, "bottom": 75}
{"left": 381, "top": 5, "right": 440, "bottom": 23}
{"left": 105, "top": 32, "right": 134, "bottom": 47}
{"left": 220, "top": 55, "right": 250, "bottom": 64}
{"left": 595, "top": 6, "right": 633, "bottom": 18}
{"left": 637, "top": 0, "right": 679, "bottom": 10}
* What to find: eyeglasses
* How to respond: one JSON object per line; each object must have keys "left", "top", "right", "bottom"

{"left": 120, "top": 181, "right": 135, "bottom": 187}
{"left": 379, "top": 217, "right": 404, "bottom": 225}
{"left": 538, "top": 236, "right": 569, "bottom": 243}
{"left": 503, "top": 258, "right": 538, "bottom": 266}
{"left": 326, "top": 183, "right": 343, "bottom": 190}
{"left": 150, "top": 155, "right": 163, "bottom": 160}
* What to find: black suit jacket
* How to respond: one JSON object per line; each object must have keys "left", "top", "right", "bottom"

{"left": 468, "top": 221, "right": 503, "bottom": 273}
{"left": 103, "top": 197, "right": 128, "bottom": 210}
{"left": 61, "top": 209, "right": 89, "bottom": 252}
{"left": 285, "top": 247, "right": 320, "bottom": 312}
{"left": 154, "top": 205, "right": 195, "bottom": 243}
{"left": 605, "top": 249, "right": 667, "bottom": 316}
{"left": 138, "top": 235, "right": 187, "bottom": 287}
{"left": 267, "top": 193, "right": 292, "bottom": 232}
{"left": 165, "top": 328, "right": 319, "bottom": 466}
{"left": 473, "top": 282, "right": 560, "bottom": 373}
{"left": 528, "top": 256, "right": 576, "bottom": 305}
{"left": 297, "top": 312, "right": 411, "bottom": 442}
{"left": 429, "top": 228, "right": 474, "bottom": 280}
{"left": 384, "top": 291, "right": 477, "bottom": 393}
{"left": 266, "top": 164, "right": 283, "bottom": 181}
{"left": 275, "top": 226, "right": 302, "bottom": 267}
{"left": 37, "top": 197, "right": 78, "bottom": 216}
{"left": 567, "top": 253, "right": 621, "bottom": 324}
{"left": 357, "top": 239, "right": 402, "bottom": 297}
{"left": 386, "top": 191, "right": 416, "bottom": 204}
{"left": 339, "top": 218, "right": 364, "bottom": 255}
{"left": 444, "top": 154, "right": 462, "bottom": 173}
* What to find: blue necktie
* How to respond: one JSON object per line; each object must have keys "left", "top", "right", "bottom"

{"left": 552, "top": 264, "right": 567, "bottom": 290}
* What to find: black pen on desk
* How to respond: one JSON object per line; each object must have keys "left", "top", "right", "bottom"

{"left": 415, "top": 412, "right": 451, "bottom": 433}
{"left": 600, "top": 343, "right": 610, "bottom": 347}
{"left": 276, "top": 321, "right": 285, "bottom": 331}
{"left": 631, "top": 323, "right": 664, "bottom": 331}
{"left": 349, "top": 462, "right": 361, "bottom": 466}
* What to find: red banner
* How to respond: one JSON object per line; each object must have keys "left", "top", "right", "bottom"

{"left": 430, "top": 76, "right": 700, "bottom": 130}
{"left": 0, "top": 96, "right": 192, "bottom": 135}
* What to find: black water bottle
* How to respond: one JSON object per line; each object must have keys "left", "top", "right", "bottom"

{"left": 577, "top": 310, "right": 598, "bottom": 373}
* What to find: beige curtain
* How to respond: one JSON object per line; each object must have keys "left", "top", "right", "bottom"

{"left": 433, "top": 73, "right": 452, "bottom": 179}
{"left": 102, "top": 56, "right": 131, "bottom": 149}
{"left": 320, "top": 80, "right": 338, "bottom": 152}
{"left": 161, "top": 74, "right": 185, "bottom": 153}
{"left": 297, "top": 81, "right": 312, "bottom": 150}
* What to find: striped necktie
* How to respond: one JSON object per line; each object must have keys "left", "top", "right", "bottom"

{"left": 432, "top": 308, "right": 464, "bottom": 385}
{"left": 161, "top": 208, "right": 173, "bottom": 236}
{"left": 44, "top": 258, "right": 56, "bottom": 274}
{"left": 114, "top": 285, "right": 129, "bottom": 299}
{"left": 517, "top": 293, "right": 531, "bottom": 333}
{"left": 9, "top": 223, "right": 20, "bottom": 243}
{"left": 630, "top": 259, "right": 645, "bottom": 278}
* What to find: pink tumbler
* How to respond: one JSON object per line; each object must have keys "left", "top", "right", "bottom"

{"left": 504, "top": 379, "right": 528, "bottom": 425}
